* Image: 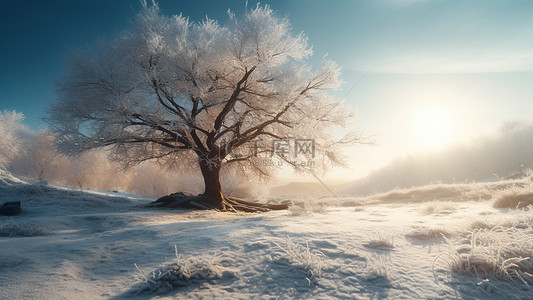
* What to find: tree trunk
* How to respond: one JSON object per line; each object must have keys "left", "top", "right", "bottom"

{"left": 199, "top": 160, "right": 224, "bottom": 209}
{"left": 152, "top": 157, "right": 289, "bottom": 212}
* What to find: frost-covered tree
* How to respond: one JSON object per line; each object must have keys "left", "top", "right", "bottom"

{"left": 66, "top": 150, "right": 127, "bottom": 190}
{"left": 0, "top": 110, "right": 27, "bottom": 169}
{"left": 47, "top": 2, "right": 358, "bottom": 211}
{"left": 9, "top": 133, "right": 60, "bottom": 181}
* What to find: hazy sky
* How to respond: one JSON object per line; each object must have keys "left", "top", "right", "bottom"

{"left": 1, "top": 0, "right": 533, "bottom": 179}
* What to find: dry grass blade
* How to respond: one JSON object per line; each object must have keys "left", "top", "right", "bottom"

{"left": 272, "top": 236, "right": 327, "bottom": 283}
{"left": 433, "top": 223, "right": 533, "bottom": 290}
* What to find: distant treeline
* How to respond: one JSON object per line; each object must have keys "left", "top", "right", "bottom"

{"left": 0, "top": 111, "right": 264, "bottom": 198}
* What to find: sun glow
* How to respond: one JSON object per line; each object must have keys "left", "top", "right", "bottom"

{"left": 412, "top": 108, "right": 455, "bottom": 150}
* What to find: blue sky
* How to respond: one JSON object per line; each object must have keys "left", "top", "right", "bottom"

{"left": 1, "top": 0, "right": 533, "bottom": 178}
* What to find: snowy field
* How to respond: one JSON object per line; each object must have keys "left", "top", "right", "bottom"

{"left": 1, "top": 169, "right": 532, "bottom": 299}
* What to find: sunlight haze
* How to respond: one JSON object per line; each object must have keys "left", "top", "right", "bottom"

{"left": 2, "top": 0, "right": 533, "bottom": 181}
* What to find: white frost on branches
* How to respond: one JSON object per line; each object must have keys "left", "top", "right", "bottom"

{"left": 47, "top": 2, "right": 358, "bottom": 180}
{"left": 0, "top": 111, "right": 27, "bottom": 169}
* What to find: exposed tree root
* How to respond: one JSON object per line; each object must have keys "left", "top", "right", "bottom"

{"left": 151, "top": 192, "right": 289, "bottom": 213}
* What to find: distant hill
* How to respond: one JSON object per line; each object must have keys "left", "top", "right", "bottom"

{"left": 269, "top": 181, "right": 339, "bottom": 198}
{"left": 338, "top": 119, "right": 533, "bottom": 197}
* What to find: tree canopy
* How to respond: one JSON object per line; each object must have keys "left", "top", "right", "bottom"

{"left": 47, "top": 2, "right": 359, "bottom": 210}
{"left": 0, "top": 111, "right": 27, "bottom": 169}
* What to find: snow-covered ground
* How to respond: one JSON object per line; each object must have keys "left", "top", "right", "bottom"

{"left": 1, "top": 169, "right": 532, "bottom": 299}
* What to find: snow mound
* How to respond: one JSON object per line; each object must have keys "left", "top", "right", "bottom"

{"left": 0, "top": 222, "right": 48, "bottom": 237}
{"left": 0, "top": 169, "right": 26, "bottom": 186}
{"left": 419, "top": 201, "right": 457, "bottom": 215}
{"left": 0, "top": 252, "right": 32, "bottom": 269}
{"left": 341, "top": 174, "right": 533, "bottom": 207}
{"left": 0, "top": 170, "right": 140, "bottom": 215}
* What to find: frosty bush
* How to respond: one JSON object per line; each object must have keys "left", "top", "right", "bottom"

{"left": 133, "top": 246, "right": 237, "bottom": 295}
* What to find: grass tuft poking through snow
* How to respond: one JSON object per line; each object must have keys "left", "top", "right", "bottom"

{"left": 364, "top": 232, "right": 395, "bottom": 249}
{"left": 132, "top": 245, "right": 237, "bottom": 295}
{"left": 363, "top": 254, "right": 391, "bottom": 282}
{"left": 288, "top": 200, "right": 328, "bottom": 215}
{"left": 469, "top": 207, "right": 532, "bottom": 231}
{"left": 493, "top": 185, "right": 533, "bottom": 208}
{"left": 434, "top": 221, "right": 533, "bottom": 290}
{"left": 273, "top": 236, "right": 326, "bottom": 283}
{"left": 419, "top": 201, "right": 457, "bottom": 215}
{"left": 406, "top": 226, "right": 451, "bottom": 240}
